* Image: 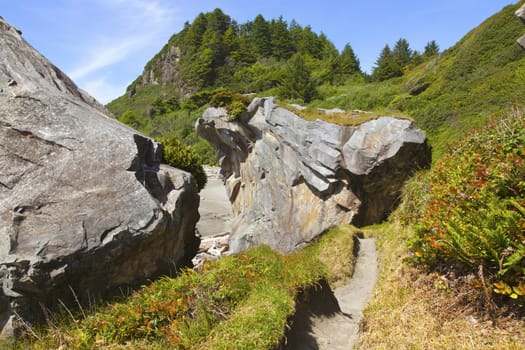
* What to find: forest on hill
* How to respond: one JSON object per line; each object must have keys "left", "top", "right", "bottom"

{"left": 108, "top": 3, "right": 525, "bottom": 165}
{"left": 107, "top": 8, "right": 440, "bottom": 166}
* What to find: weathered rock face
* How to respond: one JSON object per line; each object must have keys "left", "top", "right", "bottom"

{"left": 129, "top": 45, "right": 195, "bottom": 99}
{"left": 197, "top": 97, "right": 430, "bottom": 253}
{"left": 0, "top": 17, "right": 199, "bottom": 335}
{"left": 516, "top": 4, "right": 525, "bottom": 49}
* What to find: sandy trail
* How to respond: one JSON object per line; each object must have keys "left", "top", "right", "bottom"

{"left": 284, "top": 238, "right": 378, "bottom": 349}
{"left": 196, "top": 168, "right": 233, "bottom": 237}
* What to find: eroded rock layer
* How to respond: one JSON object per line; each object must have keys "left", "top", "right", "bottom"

{"left": 0, "top": 17, "right": 199, "bottom": 335}
{"left": 197, "top": 97, "right": 430, "bottom": 253}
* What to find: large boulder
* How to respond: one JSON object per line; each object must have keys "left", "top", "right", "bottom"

{"left": 0, "top": 17, "right": 200, "bottom": 335}
{"left": 197, "top": 97, "right": 430, "bottom": 253}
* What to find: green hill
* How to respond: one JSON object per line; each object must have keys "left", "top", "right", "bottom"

{"left": 313, "top": 1, "right": 525, "bottom": 158}
{"left": 107, "top": 2, "right": 525, "bottom": 161}
{"left": 7, "top": 3, "right": 525, "bottom": 349}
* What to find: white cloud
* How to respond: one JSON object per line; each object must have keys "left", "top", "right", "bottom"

{"left": 68, "top": 35, "right": 150, "bottom": 81}
{"left": 100, "top": 0, "right": 177, "bottom": 26}
{"left": 78, "top": 76, "right": 127, "bottom": 105}
{"left": 64, "top": 0, "right": 180, "bottom": 103}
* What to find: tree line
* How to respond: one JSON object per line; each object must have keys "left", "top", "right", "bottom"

{"left": 147, "top": 8, "right": 440, "bottom": 103}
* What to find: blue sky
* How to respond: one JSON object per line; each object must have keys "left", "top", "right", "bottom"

{"left": 2, "top": 0, "right": 519, "bottom": 104}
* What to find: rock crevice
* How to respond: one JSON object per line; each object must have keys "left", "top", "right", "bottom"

{"left": 197, "top": 97, "right": 431, "bottom": 253}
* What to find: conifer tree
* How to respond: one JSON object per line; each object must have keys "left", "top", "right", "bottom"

{"left": 328, "top": 43, "right": 361, "bottom": 84}
{"left": 392, "top": 38, "right": 413, "bottom": 68}
{"left": 296, "top": 25, "right": 323, "bottom": 59}
{"left": 423, "top": 40, "right": 440, "bottom": 58}
{"left": 372, "top": 44, "right": 398, "bottom": 81}
{"left": 339, "top": 43, "right": 361, "bottom": 75}
{"left": 270, "top": 16, "right": 294, "bottom": 60}
{"left": 252, "top": 14, "right": 272, "bottom": 58}
{"left": 278, "top": 54, "right": 318, "bottom": 102}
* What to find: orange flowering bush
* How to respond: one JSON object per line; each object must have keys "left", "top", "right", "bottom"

{"left": 408, "top": 109, "right": 525, "bottom": 300}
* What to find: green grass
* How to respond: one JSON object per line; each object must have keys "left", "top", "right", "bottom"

{"left": 106, "top": 84, "right": 172, "bottom": 122}
{"left": 9, "top": 226, "right": 358, "bottom": 349}
{"left": 357, "top": 222, "right": 525, "bottom": 350}
{"left": 298, "top": 1, "right": 525, "bottom": 160}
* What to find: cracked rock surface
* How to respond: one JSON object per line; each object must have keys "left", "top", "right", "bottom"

{"left": 197, "top": 97, "right": 431, "bottom": 253}
{"left": 0, "top": 17, "right": 200, "bottom": 336}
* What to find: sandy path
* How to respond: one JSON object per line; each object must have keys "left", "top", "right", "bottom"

{"left": 284, "top": 238, "right": 378, "bottom": 349}
{"left": 196, "top": 168, "right": 234, "bottom": 237}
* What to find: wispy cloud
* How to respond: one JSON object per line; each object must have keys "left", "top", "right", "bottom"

{"left": 116, "top": 0, "right": 175, "bottom": 26}
{"left": 79, "top": 77, "right": 128, "bottom": 105}
{"left": 68, "top": 35, "right": 150, "bottom": 81}
{"left": 66, "top": 0, "right": 179, "bottom": 103}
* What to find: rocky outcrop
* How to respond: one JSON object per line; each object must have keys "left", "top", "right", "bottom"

{"left": 0, "top": 17, "right": 199, "bottom": 335}
{"left": 197, "top": 97, "right": 430, "bottom": 253}
{"left": 516, "top": 4, "right": 525, "bottom": 49}
{"left": 129, "top": 44, "right": 195, "bottom": 99}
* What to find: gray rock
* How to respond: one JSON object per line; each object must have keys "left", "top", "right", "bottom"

{"left": 0, "top": 17, "right": 199, "bottom": 335}
{"left": 197, "top": 98, "right": 430, "bottom": 253}
{"left": 516, "top": 4, "right": 525, "bottom": 49}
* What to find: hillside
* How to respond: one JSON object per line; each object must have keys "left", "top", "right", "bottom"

{"left": 107, "top": 2, "right": 525, "bottom": 161}
{"left": 106, "top": 9, "right": 368, "bottom": 164}
{"left": 314, "top": 1, "right": 525, "bottom": 158}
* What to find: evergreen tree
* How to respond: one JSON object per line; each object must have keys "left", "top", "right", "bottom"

{"left": 318, "top": 33, "right": 338, "bottom": 61}
{"left": 223, "top": 24, "right": 239, "bottom": 53}
{"left": 232, "top": 32, "right": 256, "bottom": 65}
{"left": 190, "top": 47, "right": 214, "bottom": 87}
{"left": 339, "top": 43, "right": 361, "bottom": 75}
{"left": 185, "top": 13, "right": 207, "bottom": 49}
{"left": 251, "top": 14, "right": 272, "bottom": 58}
{"left": 411, "top": 50, "right": 424, "bottom": 67}
{"left": 205, "top": 8, "right": 231, "bottom": 34}
{"left": 372, "top": 44, "right": 399, "bottom": 81}
{"left": 329, "top": 43, "right": 361, "bottom": 84}
{"left": 392, "top": 38, "right": 413, "bottom": 68}
{"left": 278, "top": 54, "right": 318, "bottom": 102}
{"left": 423, "top": 40, "right": 440, "bottom": 58}
{"left": 296, "top": 25, "right": 323, "bottom": 59}
{"left": 270, "top": 16, "right": 294, "bottom": 60}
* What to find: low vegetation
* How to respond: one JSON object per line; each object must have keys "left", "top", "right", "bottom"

{"left": 356, "top": 107, "right": 524, "bottom": 349}
{"left": 406, "top": 110, "right": 525, "bottom": 303}
{"left": 158, "top": 136, "right": 207, "bottom": 190}
{"left": 287, "top": 104, "right": 411, "bottom": 126}
{"left": 47, "top": 2, "right": 523, "bottom": 348}
{"left": 357, "top": 223, "right": 525, "bottom": 349}
{"left": 9, "top": 226, "right": 358, "bottom": 349}
{"left": 208, "top": 90, "right": 251, "bottom": 121}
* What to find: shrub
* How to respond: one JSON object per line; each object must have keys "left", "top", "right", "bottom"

{"left": 209, "top": 91, "right": 250, "bottom": 121}
{"left": 407, "top": 108, "right": 525, "bottom": 301}
{"left": 157, "top": 136, "right": 207, "bottom": 190}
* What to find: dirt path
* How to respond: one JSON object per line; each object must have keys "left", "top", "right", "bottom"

{"left": 284, "top": 238, "right": 378, "bottom": 349}
{"left": 196, "top": 167, "right": 233, "bottom": 237}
